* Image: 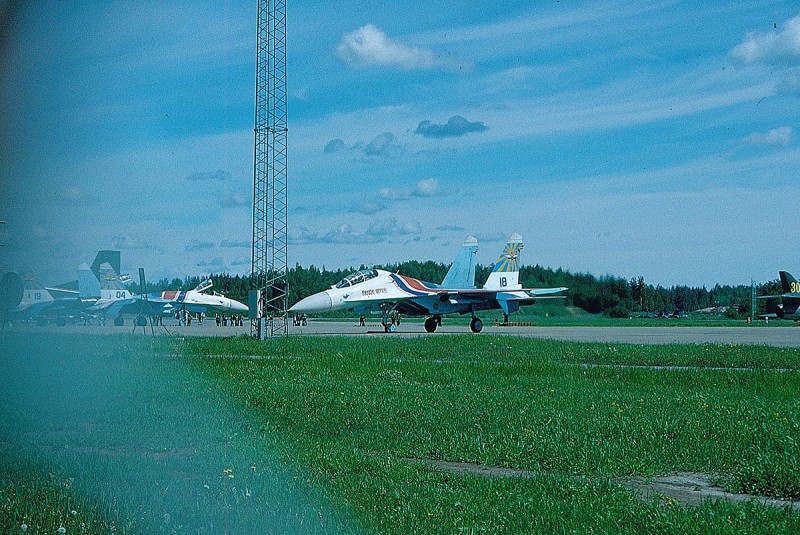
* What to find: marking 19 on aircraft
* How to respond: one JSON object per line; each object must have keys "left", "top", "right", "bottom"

{"left": 290, "top": 234, "right": 567, "bottom": 333}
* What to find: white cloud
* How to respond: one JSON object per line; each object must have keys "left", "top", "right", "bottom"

{"left": 741, "top": 126, "right": 793, "bottom": 146}
{"left": 111, "top": 235, "right": 162, "bottom": 252}
{"left": 219, "top": 193, "right": 249, "bottom": 209}
{"left": 186, "top": 170, "right": 231, "bottom": 181}
{"left": 364, "top": 132, "right": 400, "bottom": 158}
{"left": 378, "top": 187, "right": 410, "bottom": 201}
{"left": 365, "top": 217, "right": 421, "bottom": 238}
{"left": 776, "top": 69, "right": 800, "bottom": 95}
{"left": 349, "top": 201, "right": 386, "bottom": 215}
{"left": 186, "top": 239, "right": 214, "bottom": 252}
{"left": 730, "top": 15, "right": 800, "bottom": 64}
{"left": 336, "top": 24, "right": 448, "bottom": 71}
{"left": 412, "top": 178, "right": 440, "bottom": 197}
{"left": 415, "top": 115, "right": 488, "bottom": 138}
{"left": 220, "top": 239, "right": 249, "bottom": 248}
{"left": 378, "top": 179, "right": 443, "bottom": 200}
{"left": 324, "top": 138, "right": 346, "bottom": 154}
{"left": 742, "top": 126, "right": 794, "bottom": 147}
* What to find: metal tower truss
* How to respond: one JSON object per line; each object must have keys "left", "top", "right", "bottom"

{"left": 251, "top": 0, "right": 288, "bottom": 339}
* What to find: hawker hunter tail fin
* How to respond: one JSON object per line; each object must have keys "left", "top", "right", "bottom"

{"left": 441, "top": 236, "right": 478, "bottom": 289}
{"left": 483, "top": 233, "right": 523, "bottom": 290}
{"left": 779, "top": 271, "right": 799, "bottom": 294}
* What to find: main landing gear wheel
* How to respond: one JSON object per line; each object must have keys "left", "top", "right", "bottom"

{"left": 470, "top": 317, "right": 483, "bottom": 333}
{"left": 424, "top": 317, "right": 438, "bottom": 333}
{"left": 384, "top": 324, "right": 396, "bottom": 333}
{"left": 114, "top": 316, "right": 124, "bottom": 327}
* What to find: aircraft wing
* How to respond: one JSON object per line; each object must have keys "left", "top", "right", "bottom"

{"left": 432, "top": 287, "right": 568, "bottom": 315}
{"left": 45, "top": 287, "right": 80, "bottom": 300}
{"left": 90, "top": 296, "right": 170, "bottom": 317}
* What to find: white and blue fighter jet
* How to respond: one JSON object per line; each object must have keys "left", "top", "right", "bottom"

{"left": 290, "top": 234, "right": 567, "bottom": 333}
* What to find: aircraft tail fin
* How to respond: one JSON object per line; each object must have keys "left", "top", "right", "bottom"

{"left": 441, "top": 236, "right": 478, "bottom": 289}
{"left": 483, "top": 233, "right": 523, "bottom": 290}
{"left": 78, "top": 263, "right": 102, "bottom": 299}
{"left": 780, "top": 271, "right": 798, "bottom": 294}
{"left": 90, "top": 250, "right": 121, "bottom": 282}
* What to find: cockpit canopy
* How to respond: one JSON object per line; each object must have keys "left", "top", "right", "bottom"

{"left": 194, "top": 279, "right": 213, "bottom": 293}
{"left": 335, "top": 269, "right": 378, "bottom": 288}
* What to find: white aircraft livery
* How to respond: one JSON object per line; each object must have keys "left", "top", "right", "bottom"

{"left": 290, "top": 234, "right": 567, "bottom": 333}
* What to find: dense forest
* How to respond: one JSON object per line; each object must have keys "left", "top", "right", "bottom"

{"left": 128, "top": 261, "right": 782, "bottom": 318}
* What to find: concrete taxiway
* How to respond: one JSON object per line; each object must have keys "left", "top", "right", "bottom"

{"left": 290, "top": 321, "right": 800, "bottom": 347}
{"left": 6, "top": 319, "right": 800, "bottom": 347}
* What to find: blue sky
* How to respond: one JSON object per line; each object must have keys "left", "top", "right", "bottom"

{"left": 1, "top": 1, "right": 799, "bottom": 288}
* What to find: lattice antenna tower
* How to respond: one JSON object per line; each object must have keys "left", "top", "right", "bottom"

{"left": 251, "top": 0, "right": 288, "bottom": 339}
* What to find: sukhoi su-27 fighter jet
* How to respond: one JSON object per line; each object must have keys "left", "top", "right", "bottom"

{"left": 289, "top": 234, "right": 567, "bottom": 333}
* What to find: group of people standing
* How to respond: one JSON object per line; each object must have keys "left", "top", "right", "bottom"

{"left": 215, "top": 314, "right": 244, "bottom": 327}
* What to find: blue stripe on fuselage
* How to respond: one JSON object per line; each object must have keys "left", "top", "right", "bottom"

{"left": 390, "top": 274, "right": 436, "bottom": 297}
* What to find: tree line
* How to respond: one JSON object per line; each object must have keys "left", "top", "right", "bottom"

{"left": 129, "top": 261, "right": 780, "bottom": 318}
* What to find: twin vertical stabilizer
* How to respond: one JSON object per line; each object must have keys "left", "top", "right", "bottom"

{"left": 442, "top": 236, "right": 478, "bottom": 289}
{"left": 483, "top": 234, "right": 524, "bottom": 290}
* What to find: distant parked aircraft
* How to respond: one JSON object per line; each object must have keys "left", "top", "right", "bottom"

{"left": 289, "top": 234, "right": 567, "bottom": 333}
{"left": 89, "top": 264, "right": 248, "bottom": 325}
{"left": 758, "top": 271, "right": 800, "bottom": 321}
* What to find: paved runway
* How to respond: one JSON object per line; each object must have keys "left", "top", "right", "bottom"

{"left": 7, "top": 319, "right": 800, "bottom": 347}
{"left": 290, "top": 321, "right": 800, "bottom": 347}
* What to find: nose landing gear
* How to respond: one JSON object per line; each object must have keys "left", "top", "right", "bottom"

{"left": 469, "top": 316, "right": 483, "bottom": 333}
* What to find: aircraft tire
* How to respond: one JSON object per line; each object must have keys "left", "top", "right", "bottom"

{"left": 424, "top": 317, "right": 437, "bottom": 333}
{"left": 470, "top": 317, "right": 483, "bottom": 333}
{"left": 114, "top": 316, "right": 124, "bottom": 327}
{"left": 135, "top": 316, "right": 147, "bottom": 327}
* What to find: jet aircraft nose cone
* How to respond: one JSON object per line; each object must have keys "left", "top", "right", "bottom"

{"left": 231, "top": 300, "right": 249, "bottom": 313}
{"left": 289, "top": 292, "right": 332, "bottom": 313}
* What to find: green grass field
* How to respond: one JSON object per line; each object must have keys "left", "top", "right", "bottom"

{"left": 1, "top": 333, "right": 799, "bottom": 533}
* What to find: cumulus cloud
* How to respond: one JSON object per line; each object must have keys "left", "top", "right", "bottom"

{"left": 349, "top": 201, "right": 386, "bottom": 215}
{"left": 319, "top": 224, "right": 363, "bottom": 244}
{"left": 196, "top": 257, "right": 225, "bottom": 269}
{"left": 364, "top": 132, "right": 399, "bottom": 158}
{"left": 415, "top": 115, "right": 488, "bottom": 138}
{"left": 378, "top": 187, "right": 410, "bottom": 200}
{"left": 731, "top": 15, "right": 800, "bottom": 64}
{"left": 288, "top": 226, "right": 322, "bottom": 245}
{"left": 365, "top": 217, "right": 422, "bottom": 238}
{"left": 776, "top": 69, "right": 800, "bottom": 95}
{"left": 336, "top": 24, "right": 444, "bottom": 70}
{"left": 324, "top": 138, "right": 346, "bottom": 153}
{"left": 218, "top": 193, "right": 249, "bottom": 208}
{"left": 740, "top": 126, "right": 793, "bottom": 146}
{"left": 58, "top": 187, "right": 98, "bottom": 206}
{"left": 436, "top": 224, "right": 466, "bottom": 232}
{"left": 378, "top": 178, "right": 446, "bottom": 201}
{"left": 186, "top": 170, "right": 231, "bottom": 181}
{"left": 288, "top": 218, "right": 423, "bottom": 246}
{"left": 220, "top": 239, "right": 249, "bottom": 248}
{"left": 412, "top": 178, "right": 440, "bottom": 197}
{"left": 186, "top": 239, "right": 214, "bottom": 252}
{"left": 111, "top": 236, "right": 161, "bottom": 252}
